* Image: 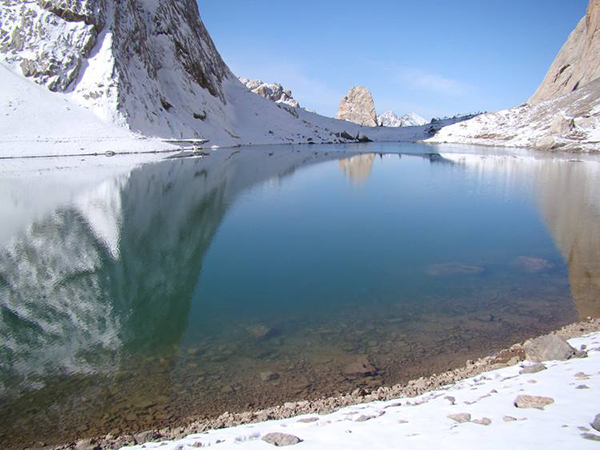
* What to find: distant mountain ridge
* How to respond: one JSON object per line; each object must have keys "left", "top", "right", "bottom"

{"left": 378, "top": 111, "right": 428, "bottom": 127}
{"left": 239, "top": 78, "right": 300, "bottom": 108}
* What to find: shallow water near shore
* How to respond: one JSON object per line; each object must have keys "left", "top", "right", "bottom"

{"left": 0, "top": 142, "right": 599, "bottom": 448}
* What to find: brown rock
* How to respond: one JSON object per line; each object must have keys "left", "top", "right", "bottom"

{"left": 473, "top": 417, "right": 492, "bottom": 426}
{"left": 519, "top": 363, "right": 547, "bottom": 374}
{"left": 530, "top": 0, "right": 600, "bottom": 103}
{"left": 336, "top": 86, "right": 378, "bottom": 127}
{"left": 448, "top": 413, "right": 472, "bottom": 423}
{"left": 514, "top": 395, "right": 555, "bottom": 410}
{"left": 523, "top": 335, "right": 577, "bottom": 362}
{"left": 262, "top": 432, "right": 303, "bottom": 446}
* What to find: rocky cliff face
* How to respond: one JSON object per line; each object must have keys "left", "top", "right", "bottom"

{"left": 0, "top": 0, "right": 230, "bottom": 134}
{"left": 428, "top": 1, "right": 600, "bottom": 152}
{"left": 529, "top": 0, "right": 600, "bottom": 103}
{"left": 336, "top": 86, "right": 378, "bottom": 127}
{"left": 239, "top": 78, "right": 300, "bottom": 108}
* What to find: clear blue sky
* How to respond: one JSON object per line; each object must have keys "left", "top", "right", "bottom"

{"left": 198, "top": 0, "right": 588, "bottom": 119}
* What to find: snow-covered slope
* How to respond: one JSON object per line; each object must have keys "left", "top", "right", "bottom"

{"left": 0, "top": 64, "right": 174, "bottom": 157}
{"left": 427, "top": 0, "right": 600, "bottom": 153}
{"left": 0, "top": 0, "right": 442, "bottom": 157}
{"left": 427, "top": 78, "right": 600, "bottom": 152}
{"left": 378, "top": 111, "right": 428, "bottom": 127}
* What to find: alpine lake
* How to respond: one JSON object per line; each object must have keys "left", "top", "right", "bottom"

{"left": 1, "top": 142, "right": 599, "bottom": 448}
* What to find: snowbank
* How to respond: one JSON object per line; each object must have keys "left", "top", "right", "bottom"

{"left": 0, "top": 65, "right": 178, "bottom": 158}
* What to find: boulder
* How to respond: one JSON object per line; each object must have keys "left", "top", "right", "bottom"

{"left": 514, "top": 395, "right": 555, "bottom": 410}
{"left": 523, "top": 335, "right": 577, "bottom": 362}
{"left": 592, "top": 414, "right": 600, "bottom": 432}
{"left": 262, "top": 433, "right": 303, "bottom": 447}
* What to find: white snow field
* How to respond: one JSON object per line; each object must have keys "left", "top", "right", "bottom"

{"left": 0, "top": 65, "right": 179, "bottom": 158}
{"left": 121, "top": 332, "right": 600, "bottom": 450}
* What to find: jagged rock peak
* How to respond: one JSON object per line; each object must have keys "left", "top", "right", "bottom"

{"left": 336, "top": 86, "right": 378, "bottom": 127}
{"left": 378, "top": 111, "right": 428, "bottom": 127}
{"left": 529, "top": 0, "right": 600, "bottom": 103}
{"left": 239, "top": 77, "right": 300, "bottom": 108}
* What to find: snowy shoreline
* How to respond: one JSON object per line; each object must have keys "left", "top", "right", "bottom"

{"left": 62, "top": 319, "right": 600, "bottom": 450}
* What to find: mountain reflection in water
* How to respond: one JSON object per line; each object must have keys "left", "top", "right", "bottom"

{"left": 0, "top": 144, "right": 599, "bottom": 448}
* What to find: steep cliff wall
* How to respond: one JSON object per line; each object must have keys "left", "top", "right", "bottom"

{"left": 529, "top": 0, "right": 600, "bottom": 103}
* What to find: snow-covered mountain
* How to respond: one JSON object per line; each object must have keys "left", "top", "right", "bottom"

{"left": 0, "top": 0, "right": 442, "bottom": 157}
{"left": 239, "top": 78, "right": 299, "bottom": 108}
{"left": 427, "top": 78, "right": 600, "bottom": 152}
{"left": 378, "top": 111, "right": 428, "bottom": 127}
{"left": 427, "top": 0, "right": 600, "bottom": 152}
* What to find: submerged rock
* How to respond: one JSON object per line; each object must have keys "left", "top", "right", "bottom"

{"left": 425, "top": 263, "right": 484, "bottom": 276}
{"left": 342, "top": 356, "right": 378, "bottom": 377}
{"left": 248, "top": 324, "right": 273, "bottom": 340}
{"left": 260, "top": 371, "right": 280, "bottom": 382}
{"left": 524, "top": 335, "right": 577, "bottom": 362}
{"left": 513, "top": 256, "right": 555, "bottom": 273}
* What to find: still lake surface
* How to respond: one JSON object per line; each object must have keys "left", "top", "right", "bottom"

{"left": 0, "top": 142, "right": 599, "bottom": 446}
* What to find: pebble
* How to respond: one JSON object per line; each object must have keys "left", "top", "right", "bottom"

{"left": 582, "top": 433, "right": 600, "bottom": 442}
{"left": 519, "top": 363, "right": 547, "bottom": 375}
{"left": 296, "top": 417, "right": 318, "bottom": 423}
{"left": 448, "top": 413, "right": 471, "bottom": 423}
{"left": 592, "top": 414, "right": 600, "bottom": 432}
{"left": 473, "top": 417, "right": 492, "bottom": 426}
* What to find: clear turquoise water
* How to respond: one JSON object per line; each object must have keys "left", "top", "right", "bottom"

{"left": 1, "top": 143, "right": 599, "bottom": 447}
